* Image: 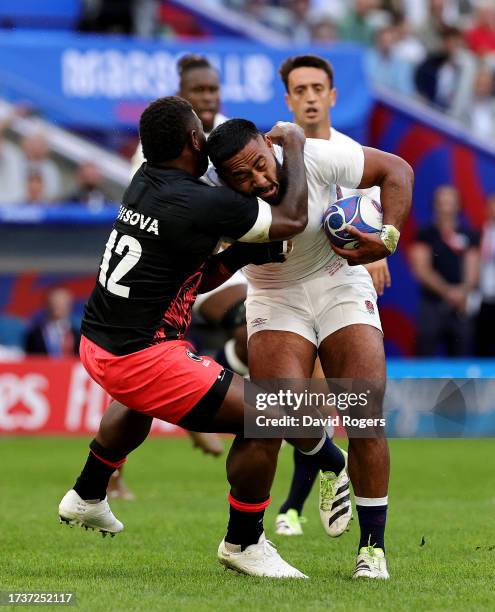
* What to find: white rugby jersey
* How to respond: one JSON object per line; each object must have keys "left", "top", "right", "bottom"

{"left": 205, "top": 128, "right": 366, "bottom": 289}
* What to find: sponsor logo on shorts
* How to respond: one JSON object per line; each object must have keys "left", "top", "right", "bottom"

{"left": 185, "top": 349, "right": 203, "bottom": 362}
{"left": 365, "top": 300, "right": 375, "bottom": 315}
{"left": 250, "top": 317, "right": 268, "bottom": 328}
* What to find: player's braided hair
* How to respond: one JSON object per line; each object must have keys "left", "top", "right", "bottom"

{"left": 279, "top": 54, "right": 334, "bottom": 91}
{"left": 139, "top": 96, "right": 195, "bottom": 164}
{"left": 206, "top": 119, "right": 262, "bottom": 170}
{"left": 178, "top": 54, "right": 216, "bottom": 86}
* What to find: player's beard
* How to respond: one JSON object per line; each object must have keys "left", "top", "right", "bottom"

{"left": 269, "top": 158, "right": 288, "bottom": 206}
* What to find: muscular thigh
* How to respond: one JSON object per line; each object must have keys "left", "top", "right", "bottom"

{"left": 318, "top": 324, "right": 385, "bottom": 380}
{"left": 319, "top": 324, "right": 386, "bottom": 426}
{"left": 248, "top": 330, "right": 317, "bottom": 378}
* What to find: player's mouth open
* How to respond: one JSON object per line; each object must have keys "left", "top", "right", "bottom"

{"left": 305, "top": 108, "right": 319, "bottom": 118}
{"left": 259, "top": 185, "right": 278, "bottom": 199}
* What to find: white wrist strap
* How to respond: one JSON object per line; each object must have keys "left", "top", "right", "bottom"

{"left": 380, "top": 225, "right": 400, "bottom": 254}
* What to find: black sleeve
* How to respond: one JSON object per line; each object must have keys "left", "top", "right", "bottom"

{"left": 468, "top": 229, "right": 481, "bottom": 248}
{"left": 416, "top": 226, "right": 434, "bottom": 245}
{"left": 24, "top": 327, "right": 46, "bottom": 355}
{"left": 196, "top": 185, "right": 260, "bottom": 241}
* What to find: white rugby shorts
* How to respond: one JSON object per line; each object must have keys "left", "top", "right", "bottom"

{"left": 246, "top": 261, "right": 382, "bottom": 346}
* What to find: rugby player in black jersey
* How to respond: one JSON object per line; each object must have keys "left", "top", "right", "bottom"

{"left": 59, "top": 96, "right": 348, "bottom": 578}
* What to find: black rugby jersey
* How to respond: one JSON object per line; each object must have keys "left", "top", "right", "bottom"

{"left": 81, "top": 164, "right": 259, "bottom": 355}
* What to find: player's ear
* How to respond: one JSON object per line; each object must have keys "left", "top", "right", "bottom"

{"left": 285, "top": 92, "right": 293, "bottom": 112}
{"left": 264, "top": 134, "right": 274, "bottom": 151}
{"left": 330, "top": 88, "right": 337, "bottom": 108}
{"left": 190, "top": 128, "right": 203, "bottom": 152}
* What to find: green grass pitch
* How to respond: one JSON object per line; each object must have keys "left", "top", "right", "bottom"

{"left": 1, "top": 437, "right": 493, "bottom": 611}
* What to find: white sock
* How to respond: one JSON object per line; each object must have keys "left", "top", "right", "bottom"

{"left": 355, "top": 496, "right": 388, "bottom": 506}
{"left": 300, "top": 434, "right": 326, "bottom": 456}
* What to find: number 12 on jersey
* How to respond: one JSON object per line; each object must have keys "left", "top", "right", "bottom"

{"left": 99, "top": 229, "right": 142, "bottom": 298}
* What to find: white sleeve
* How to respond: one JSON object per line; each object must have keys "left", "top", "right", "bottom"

{"left": 304, "top": 137, "right": 364, "bottom": 190}
{"left": 201, "top": 165, "right": 274, "bottom": 243}
{"left": 237, "top": 199, "right": 273, "bottom": 243}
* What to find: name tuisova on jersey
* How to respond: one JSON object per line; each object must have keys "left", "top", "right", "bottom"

{"left": 117, "top": 205, "right": 159, "bottom": 235}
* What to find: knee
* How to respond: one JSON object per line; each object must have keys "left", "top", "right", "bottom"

{"left": 243, "top": 438, "right": 282, "bottom": 463}
{"left": 227, "top": 437, "right": 281, "bottom": 476}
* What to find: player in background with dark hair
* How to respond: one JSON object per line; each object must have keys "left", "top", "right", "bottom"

{"left": 205, "top": 112, "right": 413, "bottom": 579}
{"left": 59, "top": 96, "right": 351, "bottom": 578}
{"left": 275, "top": 55, "right": 392, "bottom": 539}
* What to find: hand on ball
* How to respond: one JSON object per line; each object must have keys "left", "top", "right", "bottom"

{"left": 331, "top": 225, "right": 390, "bottom": 266}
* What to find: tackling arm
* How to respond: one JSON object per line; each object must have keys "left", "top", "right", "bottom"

{"left": 198, "top": 241, "right": 290, "bottom": 294}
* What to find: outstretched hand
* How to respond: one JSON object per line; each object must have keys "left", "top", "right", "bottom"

{"left": 331, "top": 226, "right": 390, "bottom": 266}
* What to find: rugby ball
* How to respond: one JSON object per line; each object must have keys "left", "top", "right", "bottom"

{"left": 322, "top": 194, "right": 383, "bottom": 249}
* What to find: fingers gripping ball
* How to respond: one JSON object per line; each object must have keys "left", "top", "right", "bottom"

{"left": 323, "top": 195, "right": 383, "bottom": 250}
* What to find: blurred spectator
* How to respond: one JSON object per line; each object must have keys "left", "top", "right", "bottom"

{"left": 25, "top": 169, "right": 45, "bottom": 204}
{"left": 65, "top": 161, "right": 111, "bottom": 210}
{"left": 311, "top": 0, "right": 347, "bottom": 22}
{"left": 417, "top": 0, "right": 459, "bottom": 52}
{"left": 133, "top": 0, "right": 159, "bottom": 37}
{"left": 20, "top": 132, "right": 61, "bottom": 201}
{"left": 409, "top": 185, "right": 480, "bottom": 356}
{"left": 78, "top": 0, "right": 133, "bottom": 34}
{"left": 310, "top": 12, "right": 339, "bottom": 44}
{"left": 366, "top": 24, "right": 415, "bottom": 94}
{"left": 393, "top": 12, "right": 426, "bottom": 66}
{"left": 469, "top": 63, "right": 495, "bottom": 139}
{"left": 24, "top": 288, "right": 80, "bottom": 357}
{"left": 415, "top": 26, "right": 476, "bottom": 120}
{"left": 287, "top": 0, "right": 313, "bottom": 44}
{"left": 465, "top": 1, "right": 495, "bottom": 56}
{"left": 241, "top": 0, "right": 292, "bottom": 34}
{"left": 475, "top": 193, "right": 495, "bottom": 356}
{"left": 338, "top": 0, "right": 380, "bottom": 46}
{"left": 0, "top": 106, "right": 25, "bottom": 206}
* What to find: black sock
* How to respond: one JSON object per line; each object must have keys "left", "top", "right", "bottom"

{"left": 73, "top": 439, "right": 127, "bottom": 501}
{"left": 356, "top": 503, "right": 387, "bottom": 551}
{"left": 302, "top": 434, "right": 345, "bottom": 474}
{"left": 279, "top": 448, "right": 319, "bottom": 514}
{"left": 225, "top": 494, "right": 269, "bottom": 550}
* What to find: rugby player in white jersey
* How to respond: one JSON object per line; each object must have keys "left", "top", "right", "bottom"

{"left": 205, "top": 104, "right": 413, "bottom": 578}
{"left": 275, "top": 55, "right": 392, "bottom": 542}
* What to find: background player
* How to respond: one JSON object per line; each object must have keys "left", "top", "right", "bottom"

{"left": 275, "top": 54, "right": 392, "bottom": 538}
{"left": 206, "top": 116, "right": 413, "bottom": 579}
{"left": 59, "top": 97, "right": 352, "bottom": 579}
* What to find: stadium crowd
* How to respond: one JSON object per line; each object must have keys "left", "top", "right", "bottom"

{"left": 0, "top": 105, "right": 111, "bottom": 208}
{"left": 208, "top": 0, "right": 495, "bottom": 136}
{"left": 71, "top": 0, "right": 495, "bottom": 138}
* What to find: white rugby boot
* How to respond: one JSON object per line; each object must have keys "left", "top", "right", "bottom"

{"left": 275, "top": 509, "right": 306, "bottom": 536}
{"left": 58, "top": 489, "right": 124, "bottom": 537}
{"left": 353, "top": 546, "right": 390, "bottom": 579}
{"left": 218, "top": 533, "right": 308, "bottom": 578}
{"left": 319, "top": 448, "right": 352, "bottom": 537}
